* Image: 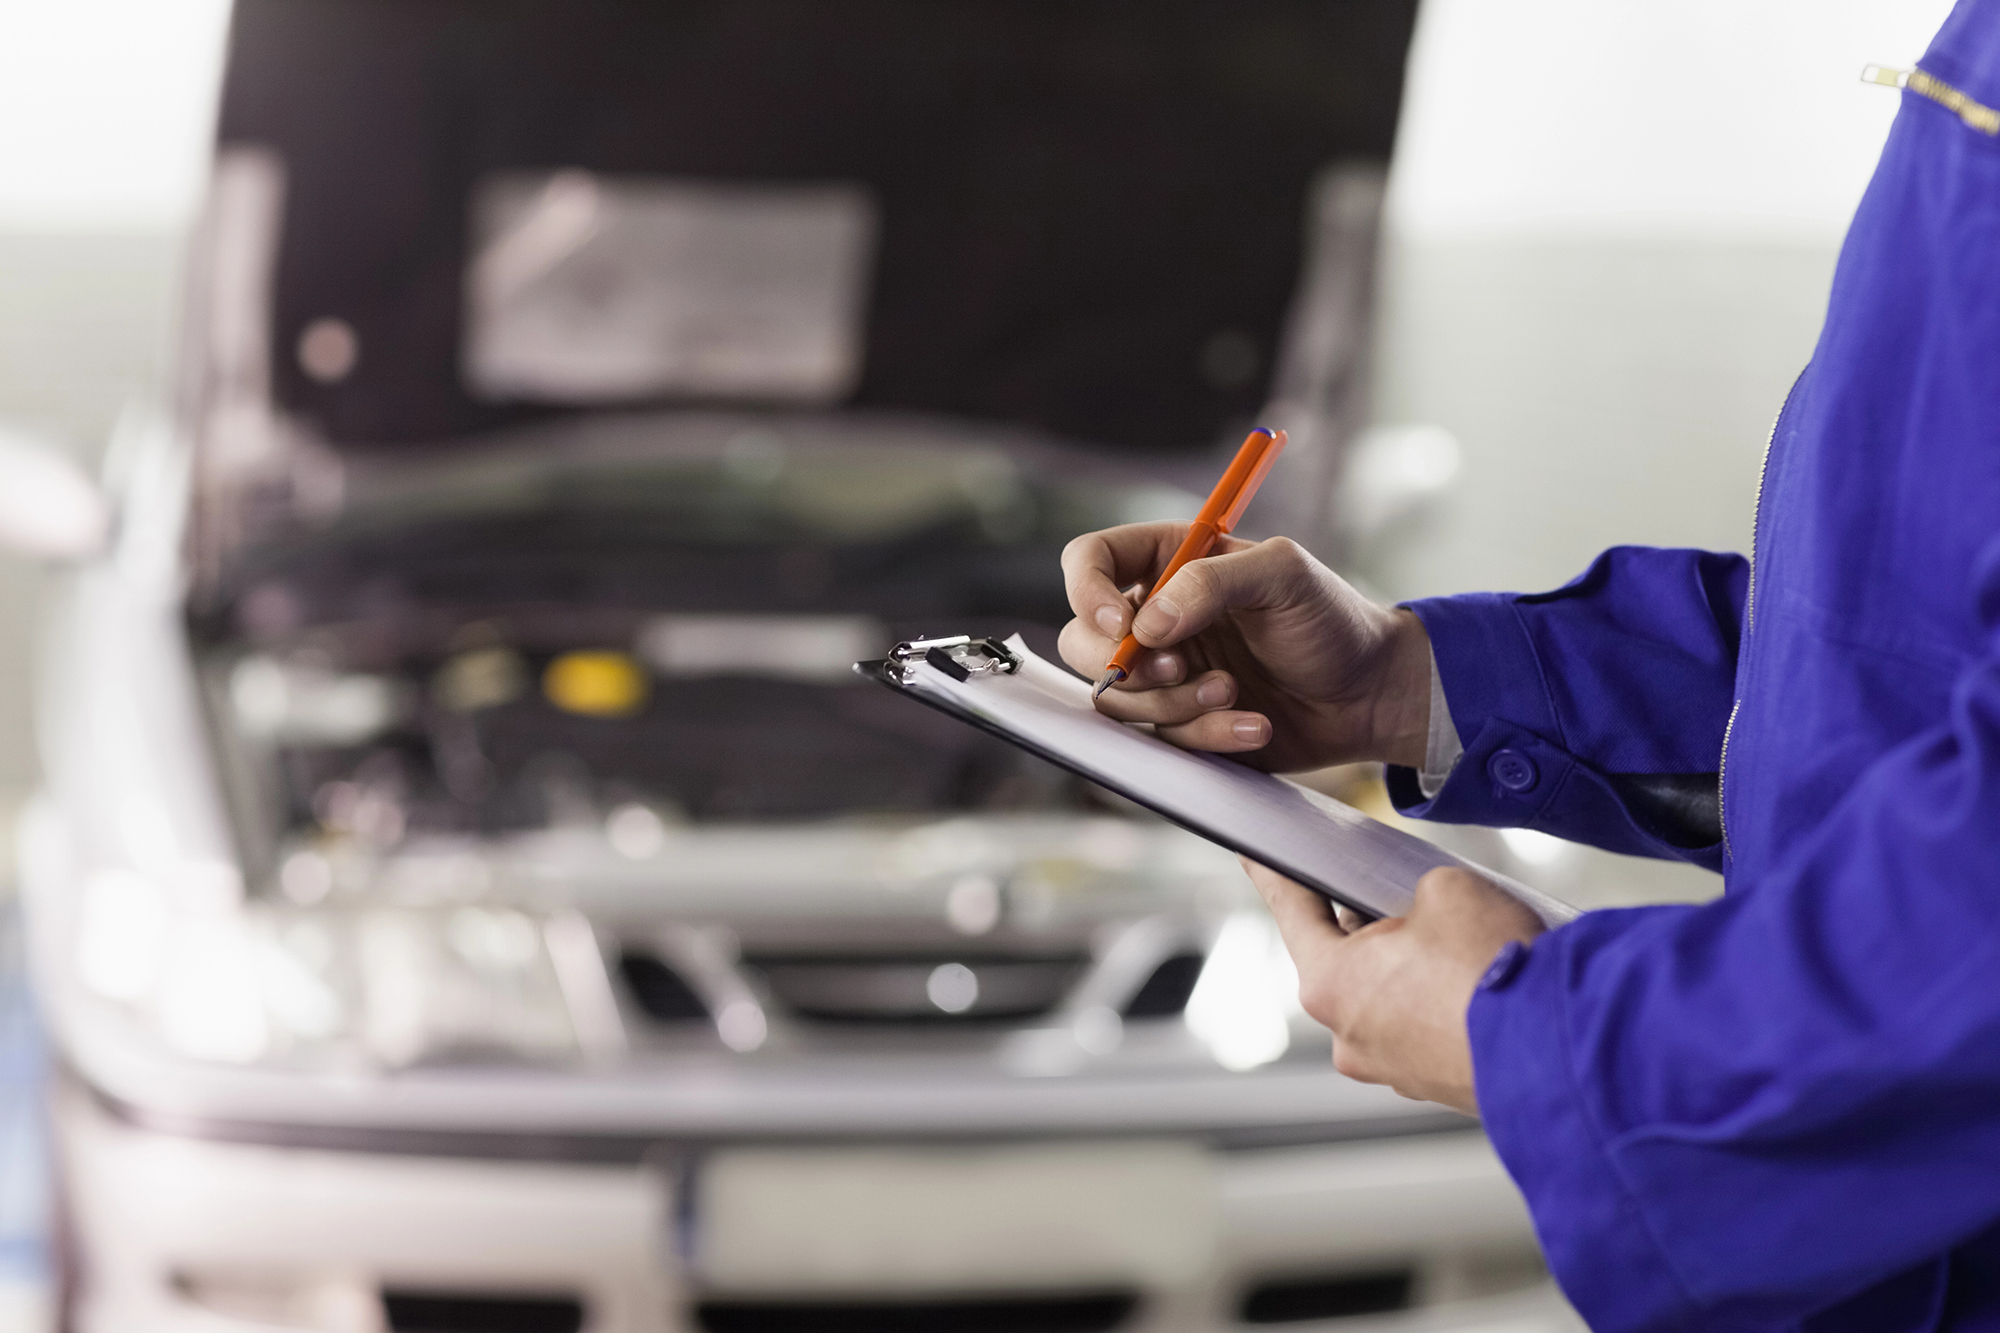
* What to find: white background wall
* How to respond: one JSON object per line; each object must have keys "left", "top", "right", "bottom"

{"left": 1390, "top": 0, "right": 1955, "bottom": 243}
{"left": 0, "top": 0, "right": 231, "bottom": 231}
{"left": 1363, "top": 0, "right": 1956, "bottom": 605}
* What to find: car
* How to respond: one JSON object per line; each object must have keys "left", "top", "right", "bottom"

{"left": 11, "top": 2, "right": 1581, "bottom": 1329}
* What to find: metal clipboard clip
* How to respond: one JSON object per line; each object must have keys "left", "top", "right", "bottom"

{"left": 885, "top": 635, "right": 1022, "bottom": 685}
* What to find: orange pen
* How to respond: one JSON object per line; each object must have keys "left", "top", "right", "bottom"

{"left": 1094, "top": 426, "right": 1288, "bottom": 698}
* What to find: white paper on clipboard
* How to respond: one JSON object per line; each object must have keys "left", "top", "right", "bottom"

{"left": 863, "top": 634, "right": 1577, "bottom": 927}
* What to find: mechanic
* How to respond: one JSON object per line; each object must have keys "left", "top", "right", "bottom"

{"left": 1057, "top": 5, "right": 2000, "bottom": 1329}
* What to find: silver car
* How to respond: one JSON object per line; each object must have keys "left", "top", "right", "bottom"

{"left": 8, "top": 2, "right": 1577, "bottom": 1329}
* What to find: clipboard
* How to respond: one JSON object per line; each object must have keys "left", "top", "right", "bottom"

{"left": 858, "top": 634, "right": 1578, "bottom": 928}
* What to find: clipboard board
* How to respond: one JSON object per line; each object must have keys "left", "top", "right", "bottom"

{"left": 858, "top": 633, "right": 1578, "bottom": 928}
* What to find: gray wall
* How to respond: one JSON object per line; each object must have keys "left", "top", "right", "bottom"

{"left": 1365, "top": 236, "right": 1837, "bottom": 600}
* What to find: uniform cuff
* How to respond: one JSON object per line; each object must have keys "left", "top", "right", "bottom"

{"left": 1389, "top": 593, "right": 1577, "bottom": 826}
{"left": 1386, "top": 593, "right": 1725, "bottom": 870}
{"left": 1404, "top": 591, "right": 1561, "bottom": 743}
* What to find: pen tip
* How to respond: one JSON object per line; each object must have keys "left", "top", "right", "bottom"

{"left": 1093, "top": 669, "right": 1121, "bottom": 699}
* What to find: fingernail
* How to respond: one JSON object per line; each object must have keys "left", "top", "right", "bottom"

{"left": 1232, "top": 716, "right": 1269, "bottom": 744}
{"left": 1145, "top": 652, "right": 1180, "bottom": 683}
{"left": 1094, "top": 604, "right": 1124, "bottom": 637}
{"left": 1133, "top": 596, "right": 1180, "bottom": 641}
{"left": 1196, "top": 674, "right": 1231, "bottom": 708}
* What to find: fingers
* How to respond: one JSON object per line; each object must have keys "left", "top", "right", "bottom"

{"left": 1090, "top": 668, "right": 1232, "bottom": 723}
{"left": 1091, "top": 668, "right": 1269, "bottom": 750}
{"left": 1131, "top": 536, "right": 1320, "bottom": 649}
{"left": 1056, "top": 613, "right": 1271, "bottom": 750}
{"left": 1242, "top": 857, "right": 1377, "bottom": 1037}
{"left": 1060, "top": 524, "right": 1187, "bottom": 647}
{"left": 1155, "top": 709, "right": 1272, "bottom": 753}
{"left": 1332, "top": 903, "right": 1371, "bottom": 934}
{"left": 1063, "top": 525, "right": 1261, "bottom": 652}
{"left": 1057, "top": 614, "right": 1183, "bottom": 688}
{"left": 1056, "top": 614, "right": 1274, "bottom": 751}
{"left": 1240, "top": 857, "right": 1345, "bottom": 952}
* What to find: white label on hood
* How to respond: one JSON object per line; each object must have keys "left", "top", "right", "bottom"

{"left": 465, "top": 170, "right": 877, "bottom": 404}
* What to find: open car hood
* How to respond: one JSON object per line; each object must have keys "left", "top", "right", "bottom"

{"left": 178, "top": 0, "right": 1420, "bottom": 595}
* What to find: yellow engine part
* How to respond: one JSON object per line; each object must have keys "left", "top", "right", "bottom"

{"left": 543, "top": 650, "right": 650, "bottom": 717}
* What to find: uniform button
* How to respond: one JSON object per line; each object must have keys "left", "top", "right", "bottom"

{"left": 1488, "top": 748, "right": 1539, "bottom": 794}
{"left": 1479, "top": 939, "right": 1530, "bottom": 992}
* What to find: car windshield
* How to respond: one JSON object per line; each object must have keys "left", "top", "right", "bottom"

{"left": 196, "top": 432, "right": 1179, "bottom": 844}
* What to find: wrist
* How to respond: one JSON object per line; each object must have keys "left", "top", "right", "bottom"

{"left": 1371, "top": 608, "right": 1434, "bottom": 770}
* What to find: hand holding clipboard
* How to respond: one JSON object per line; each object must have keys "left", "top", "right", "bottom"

{"left": 858, "top": 633, "right": 1575, "bottom": 929}
{"left": 862, "top": 426, "right": 1576, "bottom": 925}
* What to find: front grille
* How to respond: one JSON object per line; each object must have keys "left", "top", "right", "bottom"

{"left": 618, "top": 951, "right": 711, "bottom": 1021}
{"left": 1122, "top": 952, "right": 1206, "bottom": 1019}
{"left": 1238, "top": 1270, "right": 1413, "bottom": 1323}
{"left": 695, "top": 1292, "right": 1138, "bottom": 1332}
{"left": 382, "top": 1289, "right": 585, "bottom": 1333}
{"left": 742, "top": 952, "right": 1087, "bottom": 1023}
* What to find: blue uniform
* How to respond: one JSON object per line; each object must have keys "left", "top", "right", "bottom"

{"left": 1390, "top": 6, "right": 2000, "bottom": 1329}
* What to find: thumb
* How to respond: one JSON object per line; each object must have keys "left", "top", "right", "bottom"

{"left": 1132, "top": 536, "right": 1318, "bottom": 648}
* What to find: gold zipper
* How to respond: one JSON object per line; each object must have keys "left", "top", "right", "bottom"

{"left": 1719, "top": 700, "right": 1741, "bottom": 862}
{"left": 1718, "top": 373, "right": 1802, "bottom": 862}
{"left": 1862, "top": 63, "right": 2000, "bottom": 135}
{"left": 1742, "top": 404, "right": 1780, "bottom": 637}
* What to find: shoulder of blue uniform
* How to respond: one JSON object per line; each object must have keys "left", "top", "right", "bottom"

{"left": 1914, "top": 0, "right": 2000, "bottom": 125}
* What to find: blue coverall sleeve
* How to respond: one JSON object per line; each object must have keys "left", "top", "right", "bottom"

{"left": 1390, "top": 545, "right": 1748, "bottom": 870}
{"left": 1469, "top": 533, "right": 2000, "bottom": 1331}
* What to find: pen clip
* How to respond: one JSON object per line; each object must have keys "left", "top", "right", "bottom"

{"left": 1214, "top": 428, "right": 1287, "bottom": 534}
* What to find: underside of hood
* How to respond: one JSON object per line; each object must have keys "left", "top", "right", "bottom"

{"left": 177, "top": 0, "right": 1419, "bottom": 593}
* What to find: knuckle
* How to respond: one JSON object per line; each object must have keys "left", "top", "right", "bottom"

{"left": 1261, "top": 535, "right": 1306, "bottom": 564}
{"left": 1155, "top": 722, "right": 1215, "bottom": 754}
{"left": 1061, "top": 531, "right": 1112, "bottom": 573}
{"left": 1297, "top": 976, "right": 1340, "bottom": 1028}
{"left": 1058, "top": 624, "right": 1106, "bottom": 675}
{"left": 1414, "top": 866, "right": 1477, "bottom": 902}
{"left": 1114, "top": 693, "right": 1170, "bottom": 723}
{"left": 1331, "top": 1042, "right": 1370, "bottom": 1081}
{"left": 1172, "top": 560, "right": 1218, "bottom": 604}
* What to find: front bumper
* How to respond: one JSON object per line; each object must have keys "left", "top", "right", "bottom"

{"left": 54, "top": 1079, "right": 1579, "bottom": 1333}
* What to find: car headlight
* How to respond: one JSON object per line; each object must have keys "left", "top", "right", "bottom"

{"left": 74, "top": 867, "right": 582, "bottom": 1068}
{"left": 1183, "top": 911, "right": 1300, "bottom": 1072}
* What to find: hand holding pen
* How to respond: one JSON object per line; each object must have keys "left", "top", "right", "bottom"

{"left": 1056, "top": 427, "right": 1439, "bottom": 774}
{"left": 1093, "top": 427, "right": 1288, "bottom": 698}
